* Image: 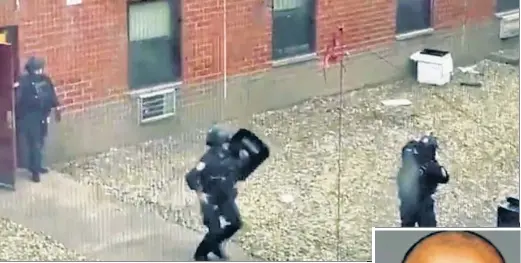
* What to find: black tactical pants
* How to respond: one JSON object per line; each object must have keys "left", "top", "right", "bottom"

{"left": 399, "top": 197, "right": 437, "bottom": 227}
{"left": 195, "top": 198, "right": 242, "bottom": 260}
{"left": 40, "top": 118, "right": 48, "bottom": 146}
{"left": 18, "top": 116, "right": 43, "bottom": 181}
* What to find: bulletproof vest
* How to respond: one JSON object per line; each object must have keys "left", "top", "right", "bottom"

{"left": 33, "top": 75, "right": 55, "bottom": 113}
{"left": 18, "top": 74, "right": 53, "bottom": 114}
{"left": 199, "top": 147, "right": 239, "bottom": 201}
{"left": 398, "top": 145, "right": 439, "bottom": 201}
{"left": 17, "top": 75, "right": 40, "bottom": 117}
{"left": 418, "top": 161, "right": 440, "bottom": 195}
{"left": 199, "top": 148, "right": 227, "bottom": 189}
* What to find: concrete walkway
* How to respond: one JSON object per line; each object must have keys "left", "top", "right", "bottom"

{"left": 0, "top": 170, "right": 253, "bottom": 261}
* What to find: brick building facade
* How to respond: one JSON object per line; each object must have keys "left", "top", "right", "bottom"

{"left": 0, "top": 0, "right": 508, "bottom": 108}
{"left": 0, "top": 0, "right": 517, "bottom": 161}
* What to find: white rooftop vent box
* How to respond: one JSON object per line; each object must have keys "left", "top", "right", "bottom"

{"left": 499, "top": 12, "right": 520, "bottom": 39}
{"left": 410, "top": 49, "right": 453, "bottom": 86}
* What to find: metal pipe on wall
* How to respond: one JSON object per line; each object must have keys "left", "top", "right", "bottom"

{"left": 223, "top": 0, "right": 228, "bottom": 100}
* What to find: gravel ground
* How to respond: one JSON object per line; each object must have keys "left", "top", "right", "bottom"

{"left": 0, "top": 218, "right": 86, "bottom": 261}
{"left": 56, "top": 60, "right": 519, "bottom": 261}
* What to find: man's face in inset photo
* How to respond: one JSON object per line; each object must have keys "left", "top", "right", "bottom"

{"left": 403, "top": 231, "right": 504, "bottom": 263}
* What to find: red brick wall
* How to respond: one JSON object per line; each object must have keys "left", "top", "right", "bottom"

{"left": 182, "top": 0, "right": 225, "bottom": 82}
{"left": 185, "top": 0, "right": 498, "bottom": 79}
{"left": 182, "top": 0, "right": 271, "bottom": 82}
{"left": 433, "top": 0, "right": 495, "bottom": 29}
{"left": 0, "top": 0, "right": 17, "bottom": 26}
{"left": 0, "top": 0, "right": 127, "bottom": 112}
{"left": 222, "top": 0, "right": 271, "bottom": 76}
{"left": 316, "top": 0, "right": 396, "bottom": 56}
{"left": 0, "top": 0, "right": 497, "bottom": 110}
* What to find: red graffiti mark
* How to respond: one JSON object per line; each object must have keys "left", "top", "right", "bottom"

{"left": 321, "top": 26, "right": 351, "bottom": 83}
{"left": 322, "top": 26, "right": 347, "bottom": 69}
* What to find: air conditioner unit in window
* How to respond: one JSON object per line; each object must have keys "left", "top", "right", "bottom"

{"left": 137, "top": 88, "right": 177, "bottom": 124}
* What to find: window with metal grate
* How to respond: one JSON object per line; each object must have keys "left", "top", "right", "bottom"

{"left": 138, "top": 88, "right": 177, "bottom": 124}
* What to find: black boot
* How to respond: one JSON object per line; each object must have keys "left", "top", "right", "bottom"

{"left": 32, "top": 172, "right": 40, "bottom": 183}
{"left": 219, "top": 225, "right": 240, "bottom": 242}
{"left": 38, "top": 167, "right": 49, "bottom": 174}
{"left": 212, "top": 244, "right": 228, "bottom": 260}
{"left": 194, "top": 255, "right": 209, "bottom": 261}
{"left": 194, "top": 239, "right": 211, "bottom": 261}
{"left": 212, "top": 226, "right": 239, "bottom": 260}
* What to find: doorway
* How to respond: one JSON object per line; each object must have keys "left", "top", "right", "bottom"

{"left": 0, "top": 26, "right": 20, "bottom": 79}
{"left": 0, "top": 43, "right": 16, "bottom": 189}
{"left": 0, "top": 25, "right": 19, "bottom": 189}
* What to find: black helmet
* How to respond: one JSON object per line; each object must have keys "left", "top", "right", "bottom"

{"left": 25, "top": 56, "right": 45, "bottom": 74}
{"left": 205, "top": 125, "right": 232, "bottom": 147}
{"left": 417, "top": 133, "right": 438, "bottom": 161}
{"left": 419, "top": 133, "right": 438, "bottom": 149}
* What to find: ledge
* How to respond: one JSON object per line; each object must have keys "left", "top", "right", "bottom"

{"left": 272, "top": 52, "right": 318, "bottom": 67}
{"left": 487, "top": 50, "right": 520, "bottom": 65}
{"left": 495, "top": 9, "right": 520, "bottom": 19}
{"left": 128, "top": 81, "right": 182, "bottom": 98}
{"left": 395, "top": 28, "right": 435, "bottom": 41}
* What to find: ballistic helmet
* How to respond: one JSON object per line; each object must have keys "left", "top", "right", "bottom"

{"left": 25, "top": 56, "right": 45, "bottom": 74}
{"left": 419, "top": 133, "right": 439, "bottom": 149}
{"left": 416, "top": 133, "right": 438, "bottom": 161}
{"left": 205, "top": 125, "right": 232, "bottom": 147}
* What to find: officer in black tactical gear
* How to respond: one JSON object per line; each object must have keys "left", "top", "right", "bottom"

{"left": 497, "top": 196, "right": 519, "bottom": 227}
{"left": 15, "top": 56, "right": 61, "bottom": 182}
{"left": 185, "top": 126, "right": 249, "bottom": 261}
{"left": 397, "top": 133, "right": 450, "bottom": 227}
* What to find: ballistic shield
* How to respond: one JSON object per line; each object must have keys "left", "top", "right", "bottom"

{"left": 229, "top": 128, "right": 270, "bottom": 181}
